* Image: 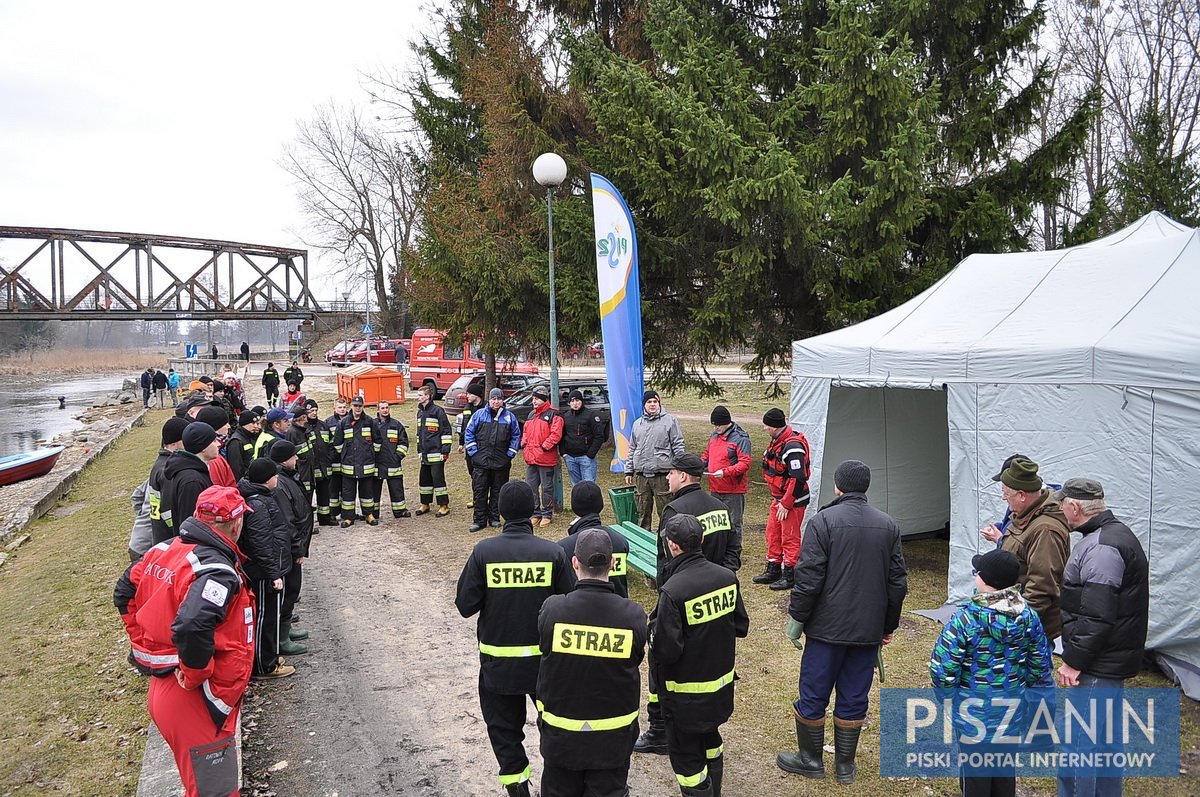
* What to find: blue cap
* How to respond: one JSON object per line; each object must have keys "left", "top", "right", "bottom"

{"left": 265, "top": 407, "right": 289, "bottom": 424}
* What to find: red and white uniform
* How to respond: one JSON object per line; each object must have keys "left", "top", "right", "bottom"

{"left": 761, "top": 427, "right": 811, "bottom": 567}
{"left": 115, "top": 511, "right": 254, "bottom": 797}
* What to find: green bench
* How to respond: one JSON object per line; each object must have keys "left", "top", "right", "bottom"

{"left": 613, "top": 521, "right": 658, "bottom": 580}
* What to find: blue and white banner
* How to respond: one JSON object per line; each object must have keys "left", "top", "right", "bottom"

{"left": 880, "top": 687, "right": 1180, "bottom": 778}
{"left": 590, "top": 173, "right": 643, "bottom": 472}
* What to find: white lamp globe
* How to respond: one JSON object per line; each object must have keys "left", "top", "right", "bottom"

{"left": 532, "top": 152, "right": 568, "bottom": 187}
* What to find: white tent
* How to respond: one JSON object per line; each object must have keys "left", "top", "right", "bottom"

{"left": 789, "top": 213, "right": 1200, "bottom": 692}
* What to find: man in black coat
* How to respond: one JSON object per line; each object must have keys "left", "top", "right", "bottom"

{"left": 559, "top": 388, "right": 607, "bottom": 485}
{"left": 225, "top": 411, "right": 260, "bottom": 482}
{"left": 455, "top": 481, "right": 572, "bottom": 797}
{"left": 152, "top": 423, "right": 219, "bottom": 544}
{"left": 557, "top": 481, "right": 631, "bottom": 598}
{"left": 151, "top": 369, "right": 168, "bottom": 407}
{"left": 778, "top": 460, "right": 907, "bottom": 785}
{"left": 140, "top": 367, "right": 154, "bottom": 408}
{"left": 536, "top": 528, "right": 647, "bottom": 797}
{"left": 270, "top": 440, "right": 312, "bottom": 656}
{"left": 237, "top": 459, "right": 294, "bottom": 679}
{"left": 261, "top": 362, "right": 281, "bottom": 408}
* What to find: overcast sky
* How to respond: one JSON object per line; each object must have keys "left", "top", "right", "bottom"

{"left": 0, "top": 0, "right": 429, "bottom": 302}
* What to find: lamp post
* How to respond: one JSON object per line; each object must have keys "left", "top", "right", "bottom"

{"left": 533, "top": 152, "right": 567, "bottom": 406}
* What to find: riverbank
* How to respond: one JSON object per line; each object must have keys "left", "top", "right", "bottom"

{"left": 0, "top": 348, "right": 177, "bottom": 380}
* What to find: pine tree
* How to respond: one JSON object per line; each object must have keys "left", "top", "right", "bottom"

{"left": 1112, "top": 104, "right": 1200, "bottom": 227}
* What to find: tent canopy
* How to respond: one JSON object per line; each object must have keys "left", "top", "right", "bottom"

{"left": 790, "top": 212, "right": 1200, "bottom": 685}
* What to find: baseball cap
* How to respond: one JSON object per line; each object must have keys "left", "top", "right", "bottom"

{"left": 1052, "top": 478, "right": 1105, "bottom": 502}
{"left": 351, "top": 396, "right": 365, "bottom": 406}
{"left": 575, "top": 528, "right": 613, "bottom": 569}
{"left": 661, "top": 514, "right": 702, "bottom": 549}
{"left": 671, "top": 452, "right": 705, "bottom": 477}
{"left": 265, "top": 407, "right": 289, "bottom": 424}
{"left": 193, "top": 486, "right": 253, "bottom": 523}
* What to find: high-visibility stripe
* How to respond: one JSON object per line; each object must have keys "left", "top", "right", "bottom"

{"left": 479, "top": 642, "right": 541, "bottom": 658}
{"left": 665, "top": 668, "right": 736, "bottom": 694}
{"left": 202, "top": 680, "right": 233, "bottom": 716}
{"left": 675, "top": 766, "right": 708, "bottom": 787}
{"left": 132, "top": 648, "right": 180, "bottom": 666}
{"left": 498, "top": 766, "right": 531, "bottom": 786}
{"left": 535, "top": 700, "right": 638, "bottom": 731}
{"left": 706, "top": 744, "right": 724, "bottom": 759}
{"left": 648, "top": 691, "right": 658, "bottom": 704}
{"left": 697, "top": 508, "right": 731, "bottom": 537}
{"left": 186, "top": 552, "right": 238, "bottom": 579}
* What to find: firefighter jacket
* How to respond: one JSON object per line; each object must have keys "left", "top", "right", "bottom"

{"left": 560, "top": 405, "right": 607, "bottom": 459}
{"left": 286, "top": 420, "right": 315, "bottom": 490}
{"left": 659, "top": 484, "right": 741, "bottom": 573}
{"left": 146, "top": 448, "right": 171, "bottom": 531}
{"left": 762, "top": 426, "right": 811, "bottom": 509}
{"left": 152, "top": 451, "right": 214, "bottom": 545}
{"left": 308, "top": 416, "right": 334, "bottom": 479}
{"left": 261, "top": 368, "right": 280, "bottom": 390}
{"left": 522, "top": 400, "right": 564, "bottom": 467}
{"left": 282, "top": 365, "right": 304, "bottom": 389}
{"left": 416, "top": 401, "right": 453, "bottom": 464}
{"left": 253, "top": 429, "right": 287, "bottom": 460}
{"left": 325, "top": 411, "right": 349, "bottom": 469}
{"left": 225, "top": 427, "right": 256, "bottom": 482}
{"left": 455, "top": 519, "right": 572, "bottom": 694}
{"left": 557, "top": 514, "right": 631, "bottom": 598}
{"left": 334, "top": 412, "right": 380, "bottom": 479}
{"left": 651, "top": 551, "right": 749, "bottom": 733}
{"left": 114, "top": 516, "right": 255, "bottom": 731}
{"left": 273, "top": 466, "right": 313, "bottom": 559}
{"left": 702, "top": 423, "right": 752, "bottom": 495}
{"left": 236, "top": 478, "right": 290, "bottom": 582}
{"left": 375, "top": 415, "right": 410, "bottom": 477}
{"left": 536, "top": 579, "right": 648, "bottom": 769}
{"left": 464, "top": 404, "right": 521, "bottom": 470}
{"left": 458, "top": 400, "right": 480, "bottom": 445}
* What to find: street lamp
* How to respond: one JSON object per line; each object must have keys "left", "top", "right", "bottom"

{"left": 533, "top": 152, "right": 567, "bottom": 407}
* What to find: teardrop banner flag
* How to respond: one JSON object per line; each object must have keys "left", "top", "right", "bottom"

{"left": 590, "top": 173, "right": 643, "bottom": 472}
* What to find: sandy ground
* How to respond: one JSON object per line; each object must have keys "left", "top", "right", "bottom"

{"left": 240, "top": 513, "right": 682, "bottom": 797}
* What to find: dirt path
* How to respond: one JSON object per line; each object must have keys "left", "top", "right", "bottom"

{"left": 241, "top": 515, "right": 681, "bottom": 797}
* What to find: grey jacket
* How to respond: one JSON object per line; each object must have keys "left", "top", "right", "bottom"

{"left": 624, "top": 410, "right": 685, "bottom": 476}
{"left": 128, "top": 479, "right": 154, "bottom": 558}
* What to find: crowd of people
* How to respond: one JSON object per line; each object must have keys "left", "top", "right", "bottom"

{"left": 112, "top": 372, "right": 1151, "bottom": 797}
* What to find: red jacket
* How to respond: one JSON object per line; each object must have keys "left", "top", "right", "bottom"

{"left": 114, "top": 516, "right": 255, "bottom": 731}
{"left": 522, "top": 401, "right": 564, "bottom": 467}
{"left": 701, "top": 423, "right": 752, "bottom": 495}
{"left": 762, "top": 427, "right": 811, "bottom": 509}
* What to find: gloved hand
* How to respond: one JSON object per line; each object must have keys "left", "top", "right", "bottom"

{"left": 786, "top": 618, "right": 805, "bottom": 651}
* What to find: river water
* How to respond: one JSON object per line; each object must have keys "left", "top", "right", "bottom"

{"left": 0, "top": 375, "right": 124, "bottom": 457}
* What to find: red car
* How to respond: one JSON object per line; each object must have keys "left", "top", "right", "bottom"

{"left": 443, "top": 372, "right": 544, "bottom": 414}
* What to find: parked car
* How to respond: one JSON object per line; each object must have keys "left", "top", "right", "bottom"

{"left": 326, "top": 339, "right": 361, "bottom": 363}
{"left": 507, "top": 379, "right": 612, "bottom": 440}
{"left": 343, "top": 338, "right": 408, "bottom": 365}
{"left": 443, "top": 372, "right": 544, "bottom": 414}
{"left": 587, "top": 341, "right": 604, "bottom": 359}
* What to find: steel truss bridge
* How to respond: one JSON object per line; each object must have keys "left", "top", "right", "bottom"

{"left": 0, "top": 226, "right": 322, "bottom": 321}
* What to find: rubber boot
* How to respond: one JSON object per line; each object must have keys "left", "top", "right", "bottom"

{"left": 413, "top": 503, "right": 432, "bottom": 516}
{"left": 752, "top": 561, "right": 782, "bottom": 584}
{"left": 708, "top": 755, "right": 724, "bottom": 797}
{"left": 833, "top": 717, "right": 863, "bottom": 784}
{"left": 278, "top": 621, "right": 308, "bottom": 656}
{"left": 435, "top": 505, "right": 451, "bottom": 518}
{"left": 288, "top": 624, "right": 309, "bottom": 640}
{"left": 769, "top": 565, "right": 795, "bottom": 591}
{"left": 632, "top": 713, "right": 668, "bottom": 754}
{"left": 680, "top": 778, "right": 714, "bottom": 797}
{"left": 504, "top": 782, "right": 530, "bottom": 797}
{"left": 776, "top": 714, "right": 826, "bottom": 778}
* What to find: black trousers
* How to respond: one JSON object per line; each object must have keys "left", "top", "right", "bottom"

{"left": 961, "top": 774, "right": 1016, "bottom": 797}
{"left": 479, "top": 675, "right": 534, "bottom": 787}
{"left": 541, "top": 761, "right": 630, "bottom": 797}
{"left": 314, "top": 477, "right": 332, "bottom": 522}
{"left": 265, "top": 386, "right": 279, "bottom": 406}
{"left": 419, "top": 460, "right": 449, "bottom": 506}
{"left": 326, "top": 471, "right": 342, "bottom": 519}
{"left": 373, "top": 474, "right": 408, "bottom": 515}
{"left": 251, "top": 578, "right": 280, "bottom": 675}
{"left": 472, "top": 462, "right": 511, "bottom": 525}
{"left": 341, "top": 476, "right": 376, "bottom": 516}
{"left": 665, "top": 723, "right": 721, "bottom": 792}
{"left": 281, "top": 562, "right": 302, "bottom": 624}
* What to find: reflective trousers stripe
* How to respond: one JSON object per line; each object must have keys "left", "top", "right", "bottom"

{"left": 676, "top": 766, "right": 708, "bottom": 787}
{"left": 665, "top": 668, "right": 735, "bottom": 694}
{"left": 707, "top": 744, "right": 724, "bottom": 759}
{"left": 498, "top": 765, "right": 531, "bottom": 786}
{"left": 535, "top": 700, "right": 638, "bottom": 732}
{"left": 479, "top": 642, "right": 541, "bottom": 658}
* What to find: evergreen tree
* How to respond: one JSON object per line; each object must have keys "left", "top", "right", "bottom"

{"left": 1112, "top": 104, "right": 1200, "bottom": 227}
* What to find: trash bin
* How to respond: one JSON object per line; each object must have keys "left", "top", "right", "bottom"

{"left": 609, "top": 486, "right": 637, "bottom": 525}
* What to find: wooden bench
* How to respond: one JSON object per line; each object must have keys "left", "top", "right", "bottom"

{"left": 613, "top": 521, "right": 658, "bottom": 580}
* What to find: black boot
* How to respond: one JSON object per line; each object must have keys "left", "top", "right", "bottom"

{"left": 777, "top": 715, "right": 826, "bottom": 778}
{"left": 632, "top": 715, "right": 668, "bottom": 755}
{"left": 769, "top": 565, "right": 795, "bottom": 590}
{"left": 833, "top": 719, "right": 863, "bottom": 784}
{"left": 752, "top": 561, "right": 782, "bottom": 584}
{"left": 504, "top": 782, "right": 530, "bottom": 797}
{"left": 708, "top": 755, "right": 724, "bottom": 797}
{"left": 680, "top": 778, "right": 713, "bottom": 797}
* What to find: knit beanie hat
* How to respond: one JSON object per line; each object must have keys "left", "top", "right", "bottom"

{"left": 268, "top": 439, "right": 297, "bottom": 463}
{"left": 237, "top": 412, "right": 260, "bottom": 427}
{"left": 567, "top": 389, "right": 584, "bottom": 402}
{"left": 182, "top": 422, "right": 217, "bottom": 454}
{"left": 488, "top": 388, "right": 504, "bottom": 400}
{"left": 710, "top": 405, "right": 732, "bottom": 425}
{"left": 246, "top": 458, "right": 278, "bottom": 484}
{"left": 570, "top": 481, "right": 604, "bottom": 517}
{"left": 1000, "top": 458, "right": 1043, "bottom": 492}
{"left": 972, "top": 549, "right": 1021, "bottom": 590}
{"left": 497, "top": 480, "right": 535, "bottom": 521}
{"left": 467, "top": 382, "right": 485, "bottom": 398}
{"left": 196, "top": 407, "right": 229, "bottom": 430}
{"left": 161, "top": 417, "right": 191, "bottom": 446}
{"left": 643, "top": 389, "right": 660, "bottom": 405}
{"left": 834, "top": 459, "right": 871, "bottom": 493}
{"left": 762, "top": 407, "right": 787, "bottom": 428}
{"left": 990, "top": 452, "right": 1030, "bottom": 482}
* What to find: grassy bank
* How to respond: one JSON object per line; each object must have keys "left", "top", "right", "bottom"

{"left": 0, "top": 409, "right": 164, "bottom": 795}
{"left": 0, "top": 348, "right": 177, "bottom": 378}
